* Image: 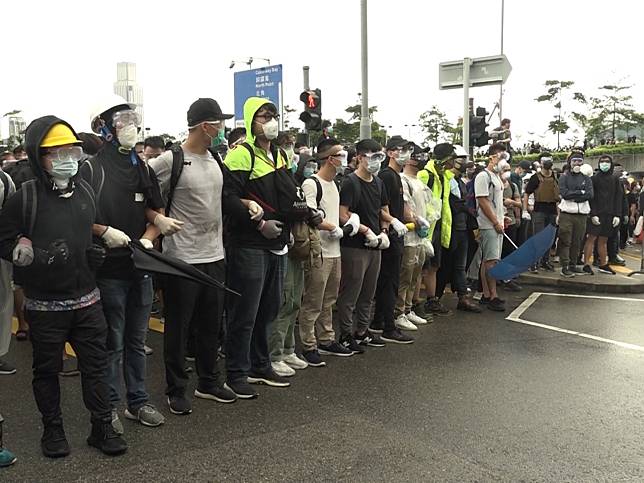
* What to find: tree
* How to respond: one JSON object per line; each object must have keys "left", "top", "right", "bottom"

{"left": 331, "top": 104, "right": 384, "bottom": 145}
{"left": 418, "top": 106, "right": 453, "bottom": 145}
{"left": 282, "top": 104, "right": 297, "bottom": 129}
{"left": 535, "top": 80, "right": 586, "bottom": 149}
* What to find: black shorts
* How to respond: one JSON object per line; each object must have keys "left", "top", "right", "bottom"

{"left": 587, "top": 215, "right": 617, "bottom": 238}
{"left": 426, "top": 225, "right": 443, "bottom": 269}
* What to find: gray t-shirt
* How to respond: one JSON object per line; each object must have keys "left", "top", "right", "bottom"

{"left": 475, "top": 169, "right": 504, "bottom": 229}
{"left": 149, "top": 148, "right": 224, "bottom": 264}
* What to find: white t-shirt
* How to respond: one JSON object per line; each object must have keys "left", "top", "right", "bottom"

{"left": 149, "top": 148, "right": 224, "bottom": 264}
{"left": 302, "top": 174, "right": 340, "bottom": 258}
{"left": 400, "top": 173, "right": 428, "bottom": 247}
{"left": 475, "top": 168, "right": 504, "bottom": 230}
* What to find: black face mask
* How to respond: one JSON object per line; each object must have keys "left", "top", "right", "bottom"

{"left": 542, "top": 161, "right": 553, "bottom": 170}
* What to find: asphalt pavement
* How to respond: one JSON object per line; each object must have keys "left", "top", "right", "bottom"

{"left": 1, "top": 285, "right": 643, "bottom": 482}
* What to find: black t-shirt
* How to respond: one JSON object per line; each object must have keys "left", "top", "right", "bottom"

{"left": 524, "top": 173, "right": 558, "bottom": 215}
{"left": 378, "top": 166, "right": 404, "bottom": 220}
{"left": 340, "top": 173, "right": 389, "bottom": 249}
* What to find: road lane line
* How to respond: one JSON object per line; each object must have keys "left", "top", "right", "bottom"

{"left": 537, "top": 293, "right": 644, "bottom": 302}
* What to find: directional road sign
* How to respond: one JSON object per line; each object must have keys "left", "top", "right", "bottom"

{"left": 439, "top": 55, "right": 512, "bottom": 90}
{"left": 234, "top": 64, "right": 283, "bottom": 127}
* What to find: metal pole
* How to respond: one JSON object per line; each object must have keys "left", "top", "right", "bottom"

{"left": 279, "top": 81, "right": 284, "bottom": 132}
{"left": 498, "top": 0, "right": 505, "bottom": 124}
{"left": 463, "top": 58, "right": 471, "bottom": 154}
{"left": 360, "top": 0, "right": 371, "bottom": 140}
{"left": 303, "top": 65, "right": 310, "bottom": 91}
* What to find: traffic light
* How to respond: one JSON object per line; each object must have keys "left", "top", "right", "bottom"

{"left": 469, "top": 107, "right": 489, "bottom": 147}
{"left": 299, "top": 89, "right": 322, "bottom": 130}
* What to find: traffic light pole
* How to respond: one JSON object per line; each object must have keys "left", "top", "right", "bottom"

{"left": 462, "top": 57, "right": 471, "bottom": 155}
{"left": 359, "top": 0, "right": 371, "bottom": 140}
{"left": 303, "top": 66, "right": 310, "bottom": 145}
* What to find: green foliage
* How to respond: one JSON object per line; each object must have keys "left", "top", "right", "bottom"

{"left": 512, "top": 143, "right": 644, "bottom": 162}
{"left": 418, "top": 106, "right": 453, "bottom": 145}
{"left": 330, "top": 104, "right": 386, "bottom": 145}
{"left": 535, "top": 79, "right": 587, "bottom": 149}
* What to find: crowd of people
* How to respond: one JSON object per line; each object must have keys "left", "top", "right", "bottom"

{"left": 0, "top": 95, "right": 643, "bottom": 466}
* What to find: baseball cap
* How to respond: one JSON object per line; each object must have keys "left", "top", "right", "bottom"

{"left": 187, "top": 98, "right": 233, "bottom": 127}
{"left": 433, "top": 142, "right": 455, "bottom": 160}
{"left": 519, "top": 160, "right": 532, "bottom": 171}
{"left": 385, "top": 135, "right": 410, "bottom": 150}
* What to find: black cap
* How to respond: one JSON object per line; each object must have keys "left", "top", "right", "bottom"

{"left": 385, "top": 135, "right": 409, "bottom": 150}
{"left": 519, "top": 160, "right": 532, "bottom": 171}
{"left": 187, "top": 98, "right": 233, "bottom": 127}
{"left": 433, "top": 142, "right": 455, "bottom": 160}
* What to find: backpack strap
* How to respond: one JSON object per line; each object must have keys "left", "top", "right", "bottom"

{"left": 240, "top": 142, "right": 257, "bottom": 185}
{"left": 21, "top": 180, "right": 38, "bottom": 238}
{"left": 0, "top": 171, "right": 9, "bottom": 207}
{"left": 166, "top": 146, "right": 185, "bottom": 216}
{"left": 312, "top": 176, "right": 323, "bottom": 207}
{"left": 77, "top": 179, "right": 97, "bottom": 215}
{"left": 84, "top": 159, "right": 105, "bottom": 210}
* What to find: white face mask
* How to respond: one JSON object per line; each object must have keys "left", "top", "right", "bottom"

{"left": 502, "top": 171, "right": 511, "bottom": 180}
{"left": 572, "top": 165, "right": 581, "bottom": 174}
{"left": 397, "top": 152, "right": 411, "bottom": 165}
{"left": 367, "top": 159, "right": 381, "bottom": 174}
{"left": 117, "top": 124, "right": 138, "bottom": 149}
{"left": 262, "top": 119, "right": 279, "bottom": 140}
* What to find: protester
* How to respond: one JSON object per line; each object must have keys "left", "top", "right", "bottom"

{"left": 143, "top": 136, "right": 165, "bottom": 161}
{"left": 0, "top": 116, "right": 127, "bottom": 457}
{"left": 0, "top": 413, "right": 16, "bottom": 467}
{"left": 0, "top": 168, "right": 16, "bottom": 375}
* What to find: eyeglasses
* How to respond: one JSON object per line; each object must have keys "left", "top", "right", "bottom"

{"left": 329, "top": 150, "right": 348, "bottom": 165}
{"left": 44, "top": 146, "right": 84, "bottom": 163}
{"left": 112, "top": 110, "right": 141, "bottom": 128}
{"left": 362, "top": 152, "right": 386, "bottom": 164}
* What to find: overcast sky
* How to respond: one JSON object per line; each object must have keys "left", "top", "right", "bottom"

{"left": 3, "top": 0, "right": 644, "bottom": 147}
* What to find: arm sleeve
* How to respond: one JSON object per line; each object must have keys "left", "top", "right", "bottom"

{"left": 222, "top": 148, "right": 263, "bottom": 227}
{"left": 301, "top": 178, "right": 318, "bottom": 210}
{"left": 339, "top": 176, "right": 356, "bottom": 209}
{"left": 148, "top": 151, "right": 173, "bottom": 202}
{"left": 145, "top": 168, "right": 164, "bottom": 210}
{"left": 524, "top": 174, "right": 539, "bottom": 194}
{"left": 474, "top": 172, "right": 490, "bottom": 198}
{"left": 0, "top": 191, "right": 24, "bottom": 261}
{"left": 380, "top": 179, "right": 390, "bottom": 208}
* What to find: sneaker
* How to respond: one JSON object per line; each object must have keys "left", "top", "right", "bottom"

{"left": 479, "top": 296, "right": 491, "bottom": 305}
{"left": 487, "top": 297, "right": 506, "bottom": 312}
{"left": 598, "top": 264, "right": 616, "bottom": 275}
{"left": 271, "top": 360, "right": 296, "bottom": 377}
{"left": 124, "top": 404, "right": 165, "bottom": 427}
{"left": 111, "top": 409, "right": 124, "bottom": 435}
{"left": 457, "top": 297, "right": 483, "bottom": 313}
{"left": 248, "top": 368, "right": 291, "bottom": 387}
{"left": 224, "top": 380, "right": 258, "bottom": 399}
{"left": 394, "top": 314, "right": 418, "bottom": 331}
{"left": 552, "top": 255, "right": 560, "bottom": 264}
{"left": 560, "top": 266, "right": 575, "bottom": 278}
{"left": 355, "top": 330, "right": 386, "bottom": 347}
{"left": 540, "top": 261, "right": 555, "bottom": 271}
{"left": 501, "top": 280, "right": 522, "bottom": 292}
{"left": 144, "top": 344, "right": 153, "bottom": 356}
{"left": 0, "top": 448, "right": 16, "bottom": 467}
{"left": 406, "top": 310, "right": 429, "bottom": 325}
{"left": 381, "top": 329, "right": 414, "bottom": 344}
{"left": 582, "top": 264, "right": 595, "bottom": 275}
{"left": 569, "top": 265, "right": 587, "bottom": 275}
{"left": 302, "top": 350, "right": 327, "bottom": 367}
{"left": 41, "top": 424, "right": 70, "bottom": 458}
{"left": 369, "top": 321, "right": 384, "bottom": 334}
{"left": 339, "top": 334, "right": 365, "bottom": 354}
{"left": 0, "top": 359, "right": 16, "bottom": 375}
{"left": 86, "top": 421, "right": 127, "bottom": 456}
{"left": 194, "top": 385, "right": 237, "bottom": 404}
{"left": 425, "top": 298, "right": 453, "bottom": 316}
{"left": 411, "top": 302, "right": 429, "bottom": 319}
{"left": 167, "top": 395, "right": 192, "bottom": 415}
{"left": 609, "top": 256, "right": 626, "bottom": 266}
{"left": 283, "top": 353, "right": 309, "bottom": 370}
{"left": 318, "top": 341, "right": 353, "bottom": 357}
{"left": 529, "top": 265, "right": 539, "bottom": 273}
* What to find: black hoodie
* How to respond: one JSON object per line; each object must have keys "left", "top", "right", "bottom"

{"left": 590, "top": 158, "right": 622, "bottom": 217}
{"left": 0, "top": 115, "right": 97, "bottom": 301}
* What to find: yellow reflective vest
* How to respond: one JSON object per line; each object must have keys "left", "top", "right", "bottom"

{"left": 418, "top": 161, "right": 452, "bottom": 249}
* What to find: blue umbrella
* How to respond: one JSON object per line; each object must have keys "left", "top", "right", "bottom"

{"left": 489, "top": 224, "right": 557, "bottom": 280}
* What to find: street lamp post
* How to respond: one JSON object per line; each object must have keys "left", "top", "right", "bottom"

{"left": 359, "top": 0, "right": 371, "bottom": 140}
{"left": 229, "top": 57, "right": 271, "bottom": 70}
{"left": 498, "top": 0, "right": 505, "bottom": 124}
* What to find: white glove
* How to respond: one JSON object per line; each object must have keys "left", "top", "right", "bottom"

{"left": 363, "top": 229, "right": 380, "bottom": 248}
{"left": 377, "top": 232, "right": 390, "bottom": 250}
{"left": 13, "top": 237, "right": 34, "bottom": 266}
{"left": 591, "top": 216, "right": 600, "bottom": 226}
{"left": 345, "top": 213, "right": 361, "bottom": 237}
{"left": 101, "top": 226, "right": 131, "bottom": 248}
{"left": 139, "top": 238, "right": 154, "bottom": 250}
{"left": 328, "top": 226, "right": 344, "bottom": 239}
{"left": 153, "top": 213, "right": 185, "bottom": 236}
{"left": 390, "top": 218, "right": 408, "bottom": 237}
{"left": 612, "top": 217, "right": 620, "bottom": 228}
{"left": 423, "top": 238, "right": 435, "bottom": 258}
{"left": 522, "top": 211, "right": 531, "bottom": 221}
{"left": 556, "top": 215, "right": 560, "bottom": 226}
{"left": 416, "top": 216, "right": 430, "bottom": 229}
{"left": 247, "top": 200, "right": 264, "bottom": 221}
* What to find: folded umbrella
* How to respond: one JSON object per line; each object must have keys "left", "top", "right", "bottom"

{"left": 489, "top": 224, "right": 557, "bottom": 280}
{"left": 129, "top": 241, "right": 240, "bottom": 296}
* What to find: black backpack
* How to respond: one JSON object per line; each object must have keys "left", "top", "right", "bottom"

{"left": 0, "top": 170, "right": 11, "bottom": 207}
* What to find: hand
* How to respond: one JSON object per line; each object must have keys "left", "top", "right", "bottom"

{"left": 86, "top": 244, "right": 106, "bottom": 270}
{"left": 101, "top": 226, "right": 131, "bottom": 248}
{"left": 257, "top": 219, "right": 284, "bottom": 239}
{"left": 591, "top": 216, "right": 601, "bottom": 226}
{"left": 390, "top": 218, "right": 408, "bottom": 237}
{"left": 36, "top": 239, "right": 70, "bottom": 267}
{"left": 344, "top": 213, "right": 360, "bottom": 237}
{"left": 247, "top": 201, "right": 264, "bottom": 221}
{"left": 328, "top": 226, "right": 344, "bottom": 239}
{"left": 494, "top": 222, "right": 504, "bottom": 234}
{"left": 416, "top": 216, "right": 430, "bottom": 229}
{"left": 363, "top": 229, "right": 379, "bottom": 248}
{"left": 153, "top": 213, "right": 185, "bottom": 236}
{"left": 522, "top": 211, "right": 531, "bottom": 221}
{"left": 556, "top": 215, "right": 560, "bottom": 226}
{"left": 503, "top": 198, "right": 514, "bottom": 207}
{"left": 13, "top": 237, "right": 34, "bottom": 266}
{"left": 377, "top": 232, "right": 390, "bottom": 250}
{"left": 612, "top": 216, "right": 620, "bottom": 228}
{"left": 423, "top": 239, "right": 435, "bottom": 258}
{"left": 308, "top": 208, "right": 324, "bottom": 227}
{"left": 139, "top": 238, "right": 154, "bottom": 250}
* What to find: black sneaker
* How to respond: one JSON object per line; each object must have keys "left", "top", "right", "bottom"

{"left": 41, "top": 424, "right": 70, "bottom": 458}
{"left": 302, "top": 350, "right": 327, "bottom": 367}
{"left": 369, "top": 321, "right": 384, "bottom": 334}
{"left": 598, "top": 264, "right": 617, "bottom": 275}
{"left": 569, "top": 265, "right": 587, "bottom": 275}
{"left": 167, "top": 395, "right": 192, "bottom": 415}
{"left": 582, "top": 264, "right": 595, "bottom": 275}
{"left": 502, "top": 280, "right": 522, "bottom": 292}
{"left": 479, "top": 296, "right": 491, "bottom": 305}
{"left": 540, "top": 262, "right": 555, "bottom": 272}
{"left": 381, "top": 329, "right": 414, "bottom": 344}
{"left": 86, "top": 421, "right": 127, "bottom": 456}
{"left": 0, "top": 359, "right": 16, "bottom": 375}
{"left": 609, "top": 257, "right": 626, "bottom": 266}
{"left": 425, "top": 298, "right": 453, "bottom": 316}
{"left": 560, "top": 266, "right": 575, "bottom": 278}
{"left": 318, "top": 341, "right": 353, "bottom": 357}
{"left": 354, "top": 330, "right": 386, "bottom": 348}
{"left": 339, "top": 334, "right": 365, "bottom": 354}
{"left": 247, "top": 368, "right": 291, "bottom": 387}
{"left": 487, "top": 297, "right": 506, "bottom": 312}
{"left": 224, "top": 380, "right": 258, "bottom": 399}
{"left": 194, "top": 385, "right": 237, "bottom": 404}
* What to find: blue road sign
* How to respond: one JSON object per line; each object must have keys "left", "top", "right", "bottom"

{"left": 234, "top": 64, "right": 282, "bottom": 125}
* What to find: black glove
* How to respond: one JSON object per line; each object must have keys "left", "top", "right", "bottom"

{"left": 34, "top": 239, "right": 70, "bottom": 267}
{"left": 308, "top": 208, "right": 324, "bottom": 227}
{"left": 86, "top": 243, "right": 106, "bottom": 270}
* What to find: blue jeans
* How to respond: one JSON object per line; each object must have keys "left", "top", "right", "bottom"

{"left": 225, "top": 248, "right": 286, "bottom": 382}
{"left": 97, "top": 275, "right": 153, "bottom": 411}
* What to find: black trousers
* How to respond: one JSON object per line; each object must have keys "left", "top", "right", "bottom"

{"left": 437, "top": 230, "right": 469, "bottom": 299}
{"left": 27, "top": 302, "right": 111, "bottom": 426}
{"left": 163, "top": 260, "right": 225, "bottom": 397}
{"left": 373, "top": 238, "right": 403, "bottom": 332}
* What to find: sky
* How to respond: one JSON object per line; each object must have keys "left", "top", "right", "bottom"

{"left": 2, "top": 0, "right": 644, "bottom": 148}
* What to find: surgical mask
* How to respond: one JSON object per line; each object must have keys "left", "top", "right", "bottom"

{"left": 335, "top": 164, "right": 345, "bottom": 175}
{"left": 262, "top": 118, "right": 279, "bottom": 140}
{"left": 283, "top": 146, "right": 295, "bottom": 162}
{"left": 367, "top": 158, "right": 381, "bottom": 174}
{"left": 502, "top": 171, "right": 511, "bottom": 180}
{"left": 117, "top": 124, "right": 138, "bottom": 149}
{"left": 397, "top": 151, "right": 411, "bottom": 165}
{"left": 48, "top": 158, "right": 79, "bottom": 190}
{"left": 599, "top": 162, "right": 611, "bottom": 173}
{"left": 303, "top": 161, "right": 317, "bottom": 178}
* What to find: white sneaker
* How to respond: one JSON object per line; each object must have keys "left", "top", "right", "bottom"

{"left": 406, "top": 310, "right": 428, "bottom": 325}
{"left": 395, "top": 314, "right": 418, "bottom": 331}
{"left": 271, "top": 360, "right": 296, "bottom": 377}
{"left": 283, "top": 353, "right": 308, "bottom": 370}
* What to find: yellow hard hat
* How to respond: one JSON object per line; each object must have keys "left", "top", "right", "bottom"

{"left": 40, "top": 123, "right": 81, "bottom": 148}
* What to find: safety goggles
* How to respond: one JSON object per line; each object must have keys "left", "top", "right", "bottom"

{"left": 204, "top": 120, "right": 225, "bottom": 130}
{"left": 329, "top": 149, "right": 348, "bottom": 165}
{"left": 540, "top": 156, "right": 553, "bottom": 163}
{"left": 112, "top": 110, "right": 141, "bottom": 128}
{"left": 362, "top": 152, "right": 386, "bottom": 164}
{"left": 412, "top": 153, "right": 429, "bottom": 162}
{"left": 570, "top": 156, "right": 584, "bottom": 164}
{"left": 44, "top": 146, "right": 84, "bottom": 163}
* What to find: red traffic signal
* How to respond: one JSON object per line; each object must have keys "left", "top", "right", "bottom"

{"left": 299, "top": 89, "right": 322, "bottom": 131}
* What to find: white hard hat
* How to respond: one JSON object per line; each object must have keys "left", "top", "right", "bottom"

{"left": 453, "top": 145, "right": 468, "bottom": 158}
{"left": 90, "top": 93, "right": 136, "bottom": 133}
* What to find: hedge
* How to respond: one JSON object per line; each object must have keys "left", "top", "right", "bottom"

{"left": 511, "top": 144, "right": 644, "bottom": 163}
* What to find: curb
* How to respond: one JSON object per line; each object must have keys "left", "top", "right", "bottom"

{"left": 518, "top": 273, "right": 644, "bottom": 294}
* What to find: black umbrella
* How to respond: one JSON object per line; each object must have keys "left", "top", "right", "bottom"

{"left": 129, "top": 241, "right": 240, "bottom": 297}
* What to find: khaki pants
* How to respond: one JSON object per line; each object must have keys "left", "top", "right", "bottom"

{"left": 298, "top": 257, "right": 341, "bottom": 351}
{"left": 396, "top": 245, "right": 425, "bottom": 316}
{"left": 557, "top": 212, "right": 587, "bottom": 266}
